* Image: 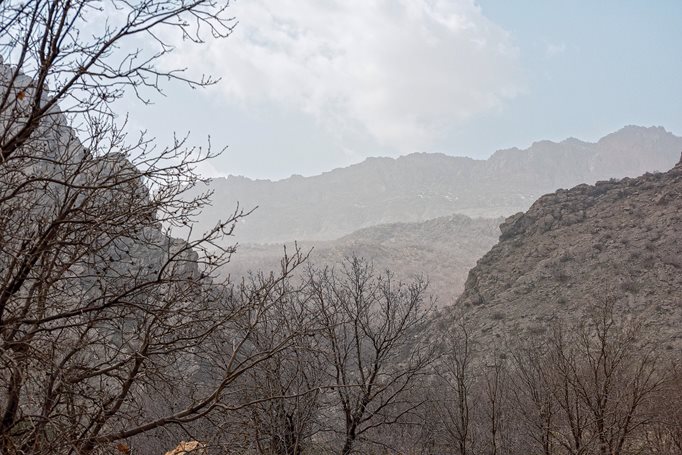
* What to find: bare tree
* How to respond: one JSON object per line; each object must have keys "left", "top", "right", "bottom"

{"left": 510, "top": 343, "right": 556, "bottom": 455}
{"left": 511, "top": 298, "right": 672, "bottom": 455}
{"left": 434, "top": 318, "right": 474, "bottom": 455}
{"left": 234, "top": 261, "right": 326, "bottom": 455}
{"left": 0, "top": 1, "right": 318, "bottom": 454}
{"left": 563, "top": 300, "right": 668, "bottom": 455}
{"left": 643, "top": 367, "right": 682, "bottom": 455}
{"left": 471, "top": 350, "right": 514, "bottom": 455}
{"left": 0, "top": 0, "right": 234, "bottom": 161}
{"left": 306, "top": 257, "right": 436, "bottom": 455}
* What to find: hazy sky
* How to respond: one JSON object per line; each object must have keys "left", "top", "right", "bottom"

{"left": 122, "top": 0, "right": 682, "bottom": 180}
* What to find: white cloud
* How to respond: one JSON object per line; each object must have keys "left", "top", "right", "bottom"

{"left": 545, "top": 41, "right": 567, "bottom": 57}
{"left": 171, "top": 0, "right": 524, "bottom": 153}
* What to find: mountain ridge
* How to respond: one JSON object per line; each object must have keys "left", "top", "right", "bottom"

{"left": 188, "top": 125, "right": 682, "bottom": 244}
{"left": 221, "top": 125, "right": 676, "bottom": 183}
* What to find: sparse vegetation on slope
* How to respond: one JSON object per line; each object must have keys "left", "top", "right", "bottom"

{"left": 453, "top": 154, "right": 682, "bottom": 348}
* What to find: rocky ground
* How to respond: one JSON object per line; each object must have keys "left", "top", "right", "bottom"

{"left": 449, "top": 154, "right": 682, "bottom": 349}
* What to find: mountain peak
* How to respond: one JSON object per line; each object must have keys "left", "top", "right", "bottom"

{"left": 599, "top": 125, "right": 673, "bottom": 143}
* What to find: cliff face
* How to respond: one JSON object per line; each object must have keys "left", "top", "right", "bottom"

{"left": 0, "top": 61, "right": 201, "bottom": 297}
{"left": 454, "top": 154, "right": 682, "bottom": 346}
{"left": 186, "top": 126, "right": 682, "bottom": 244}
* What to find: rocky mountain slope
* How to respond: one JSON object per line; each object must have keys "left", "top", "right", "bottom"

{"left": 188, "top": 126, "right": 682, "bottom": 244}
{"left": 224, "top": 214, "right": 502, "bottom": 306}
{"left": 451, "top": 154, "right": 682, "bottom": 346}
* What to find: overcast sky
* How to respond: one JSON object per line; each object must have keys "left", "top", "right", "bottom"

{"left": 122, "top": 0, "right": 682, "bottom": 180}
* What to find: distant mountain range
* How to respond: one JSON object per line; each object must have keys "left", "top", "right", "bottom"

{"left": 187, "top": 126, "right": 682, "bottom": 244}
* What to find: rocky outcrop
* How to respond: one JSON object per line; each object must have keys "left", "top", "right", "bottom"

{"left": 185, "top": 126, "right": 682, "bottom": 244}
{"left": 453, "top": 154, "right": 682, "bottom": 346}
{"left": 163, "top": 441, "right": 206, "bottom": 455}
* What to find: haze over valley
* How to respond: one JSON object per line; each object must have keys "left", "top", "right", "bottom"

{"left": 185, "top": 126, "right": 682, "bottom": 308}
{"left": 2, "top": 1, "right": 681, "bottom": 454}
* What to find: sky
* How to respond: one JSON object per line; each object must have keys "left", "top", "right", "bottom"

{"left": 122, "top": 0, "right": 682, "bottom": 180}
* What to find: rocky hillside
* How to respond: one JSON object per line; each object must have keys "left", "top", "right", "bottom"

{"left": 188, "top": 126, "right": 682, "bottom": 244}
{"left": 224, "top": 214, "right": 502, "bottom": 306}
{"left": 452, "top": 154, "right": 682, "bottom": 346}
